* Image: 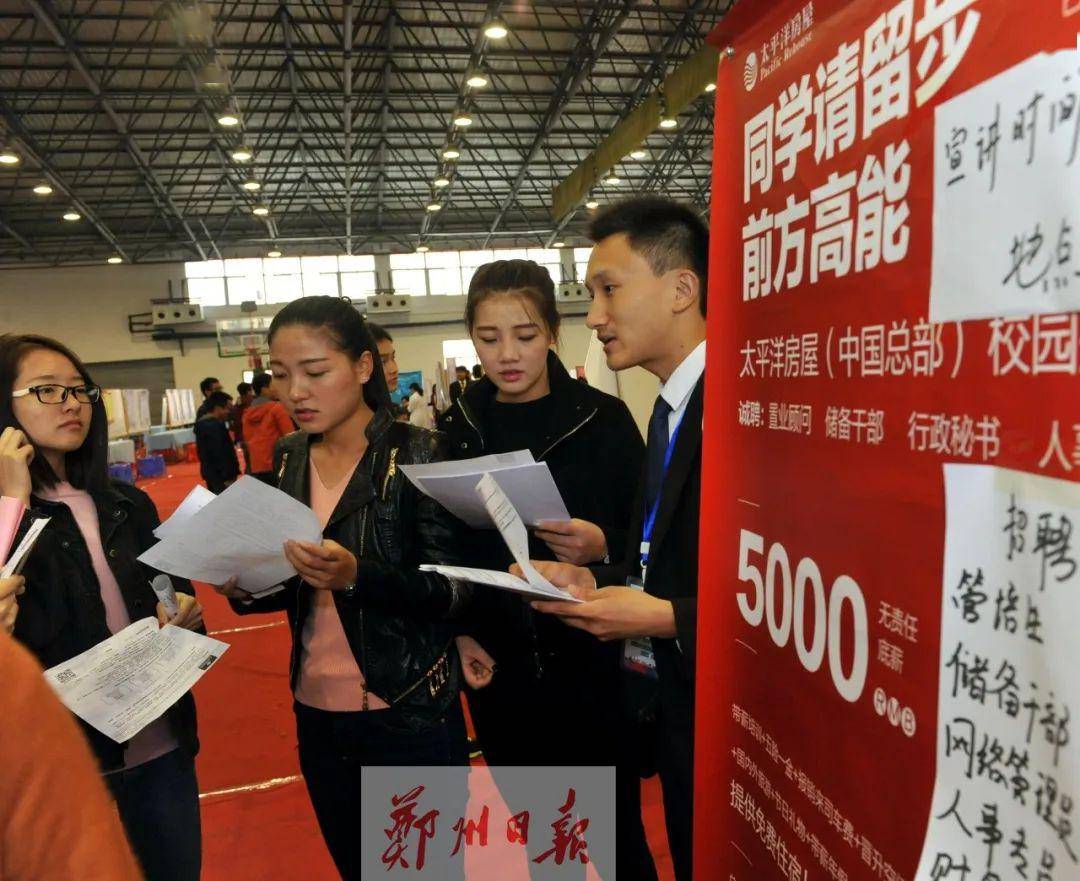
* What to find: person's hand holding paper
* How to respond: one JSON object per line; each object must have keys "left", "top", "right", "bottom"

{"left": 528, "top": 559, "right": 678, "bottom": 642}
{"left": 283, "top": 538, "right": 357, "bottom": 591}
{"left": 419, "top": 473, "right": 583, "bottom": 604}
{"left": 533, "top": 518, "right": 609, "bottom": 565}
{"left": 0, "top": 575, "right": 24, "bottom": 634}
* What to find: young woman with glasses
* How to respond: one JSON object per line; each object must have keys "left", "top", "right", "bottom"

{"left": 0, "top": 334, "right": 205, "bottom": 881}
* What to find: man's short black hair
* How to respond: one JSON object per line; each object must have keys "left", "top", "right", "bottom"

{"left": 456, "top": 365, "right": 469, "bottom": 375}
{"left": 237, "top": 381, "right": 252, "bottom": 396}
{"left": 367, "top": 322, "right": 393, "bottom": 345}
{"left": 199, "top": 376, "right": 221, "bottom": 396}
{"left": 205, "top": 390, "right": 232, "bottom": 412}
{"left": 587, "top": 196, "right": 709, "bottom": 316}
{"left": 252, "top": 373, "right": 272, "bottom": 396}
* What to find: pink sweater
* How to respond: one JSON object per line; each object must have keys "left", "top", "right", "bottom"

{"left": 40, "top": 483, "right": 179, "bottom": 770}
{"left": 294, "top": 456, "right": 388, "bottom": 712}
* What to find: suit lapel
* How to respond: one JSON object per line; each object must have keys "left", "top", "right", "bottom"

{"left": 647, "top": 377, "right": 704, "bottom": 562}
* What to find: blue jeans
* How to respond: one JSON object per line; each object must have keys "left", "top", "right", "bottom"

{"left": 106, "top": 749, "right": 202, "bottom": 881}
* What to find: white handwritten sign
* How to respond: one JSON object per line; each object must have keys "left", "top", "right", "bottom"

{"left": 930, "top": 50, "right": 1080, "bottom": 324}
{"left": 916, "top": 464, "right": 1079, "bottom": 879}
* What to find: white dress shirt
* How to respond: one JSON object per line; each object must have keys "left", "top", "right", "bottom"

{"left": 658, "top": 340, "right": 706, "bottom": 440}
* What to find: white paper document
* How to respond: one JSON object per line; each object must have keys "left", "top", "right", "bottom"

{"left": 44, "top": 618, "right": 230, "bottom": 744}
{"left": 418, "top": 472, "right": 583, "bottom": 603}
{"left": 401, "top": 451, "right": 570, "bottom": 528}
{"left": 0, "top": 516, "right": 50, "bottom": 578}
{"left": 420, "top": 564, "right": 582, "bottom": 603}
{"left": 915, "top": 465, "right": 1080, "bottom": 878}
{"left": 153, "top": 484, "right": 216, "bottom": 539}
{"left": 930, "top": 49, "right": 1080, "bottom": 323}
{"left": 138, "top": 475, "right": 321, "bottom": 595}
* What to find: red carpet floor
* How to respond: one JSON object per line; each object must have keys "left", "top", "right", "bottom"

{"left": 139, "top": 462, "right": 673, "bottom": 880}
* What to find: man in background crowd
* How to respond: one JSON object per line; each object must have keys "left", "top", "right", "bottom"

{"left": 471, "top": 363, "right": 483, "bottom": 381}
{"left": 195, "top": 376, "right": 222, "bottom": 419}
{"left": 448, "top": 364, "right": 471, "bottom": 405}
{"left": 231, "top": 381, "right": 254, "bottom": 472}
{"left": 367, "top": 322, "right": 400, "bottom": 398}
{"left": 194, "top": 389, "right": 240, "bottom": 493}
{"left": 243, "top": 372, "right": 294, "bottom": 485}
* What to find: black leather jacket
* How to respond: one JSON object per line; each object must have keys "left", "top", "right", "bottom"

{"left": 232, "top": 407, "right": 469, "bottom": 726}
{"left": 15, "top": 482, "right": 200, "bottom": 773}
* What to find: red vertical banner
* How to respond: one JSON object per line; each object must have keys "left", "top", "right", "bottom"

{"left": 698, "top": 2, "right": 1080, "bottom": 880}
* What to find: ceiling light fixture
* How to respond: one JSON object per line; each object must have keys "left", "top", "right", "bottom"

{"left": 0, "top": 146, "right": 20, "bottom": 166}
{"left": 426, "top": 203, "right": 443, "bottom": 212}
{"left": 453, "top": 113, "right": 473, "bottom": 127}
{"left": 241, "top": 179, "right": 261, "bottom": 191}
{"left": 585, "top": 199, "right": 599, "bottom": 210}
{"left": 107, "top": 256, "right": 123, "bottom": 264}
{"left": 483, "top": 18, "right": 509, "bottom": 39}
{"left": 659, "top": 114, "right": 678, "bottom": 129}
{"left": 62, "top": 210, "right": 81, "bottom": 221}
{"left": 604, "top": 175, "right": 620, "bottom": 185}
{"left": 629, "top": 149, "right": 648, "bottom": 160}
{"left": 553, "top": 241, "right": 566, "bottom": 248}
{"left": 230, "top": 145, "right": 253, "bottom": 162}
{"left": 442, "top": 147, "right": 461, "bottom": 160}
{"left": 252, "top": 205, "right": 270, "bottom": 216}
{"left": 197, "top": 61, "right": 229, "bottom": 90}
{"left": 704, "top": 82, "right": 717, "bottom": 93}
{"left": 433, "top": 177, "right": 451, "bottom": 188}
{"left": 416, "top": 245, "right": 430, "bottom": 253}
{"left": 267, "top": 249, "right": 283, "bottom": 258}
{"left": 32, "top": 183, "right": 53, "bottom": 196}
{"left": 217, "top": 111, "right": 240, "bottom": 127}
{"left": 466, "top": 71, "right": 489, "bottom": 89}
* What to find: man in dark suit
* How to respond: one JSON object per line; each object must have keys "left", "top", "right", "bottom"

{"left": 530, "top": 196, "right": 708, "bottom": 881}
{"left": 447, "top": 365, "right": 471, "bottom": 405}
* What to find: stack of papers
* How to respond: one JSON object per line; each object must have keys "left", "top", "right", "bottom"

{"left": 401, "top": 451, "right": 570, "bottom": 528}
{"left": 138, "top": 476, "right": 322, "bottom": 596}
{"left": 0, "top": 505, "right": 49, "bottom": 579}
{"left": 45, "top": 618, "right": 230, "bottom": 743}
{"left": 421, "top": 473, "right": 583, "bottom": 604}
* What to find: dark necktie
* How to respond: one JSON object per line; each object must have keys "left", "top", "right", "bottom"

{"left": 645, "top": 394, "right": 674, "bottom": 515}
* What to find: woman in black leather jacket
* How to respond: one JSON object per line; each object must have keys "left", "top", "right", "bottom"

{"left": 214, "top": 296, "right": 468, "bottom": 881}
{"left": 0, "top": 334, "right": 204, "bottom": 881}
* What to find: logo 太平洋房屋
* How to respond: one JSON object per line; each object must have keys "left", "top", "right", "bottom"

{"left": 743, "top": 50, "right": 759, "bottom": 91}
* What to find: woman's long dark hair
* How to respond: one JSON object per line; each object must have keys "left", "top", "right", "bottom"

{"left": 268, "top": 296, "right": 393, "bottom": 413}
{"left": 0, "top": 334, "right": 109, "bottom": 493}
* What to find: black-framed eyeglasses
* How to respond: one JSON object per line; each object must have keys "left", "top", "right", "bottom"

{"left": 12, "top": 384, "right": 102, "bottom": 405}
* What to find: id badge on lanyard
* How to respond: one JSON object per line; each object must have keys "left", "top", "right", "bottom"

{"left": 621, "top": 576, "right": 658, "bottom": 678}
{"left": 621, "top": 413, "right": 683, "bottom": 680}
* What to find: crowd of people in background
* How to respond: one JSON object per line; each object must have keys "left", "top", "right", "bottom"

{"left": 0, "top": 195, "right": 707, "bottom": 881}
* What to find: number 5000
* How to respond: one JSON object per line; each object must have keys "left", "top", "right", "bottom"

{"left": 736, "top": 529, "right": 868, "bottom": 703}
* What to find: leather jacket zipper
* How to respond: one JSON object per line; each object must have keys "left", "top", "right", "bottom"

{"left": 381, "top": 446, "right": 398, "bottom": 500}
{"left": 358, "top": 506, "right": 369, "bottom": 711}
